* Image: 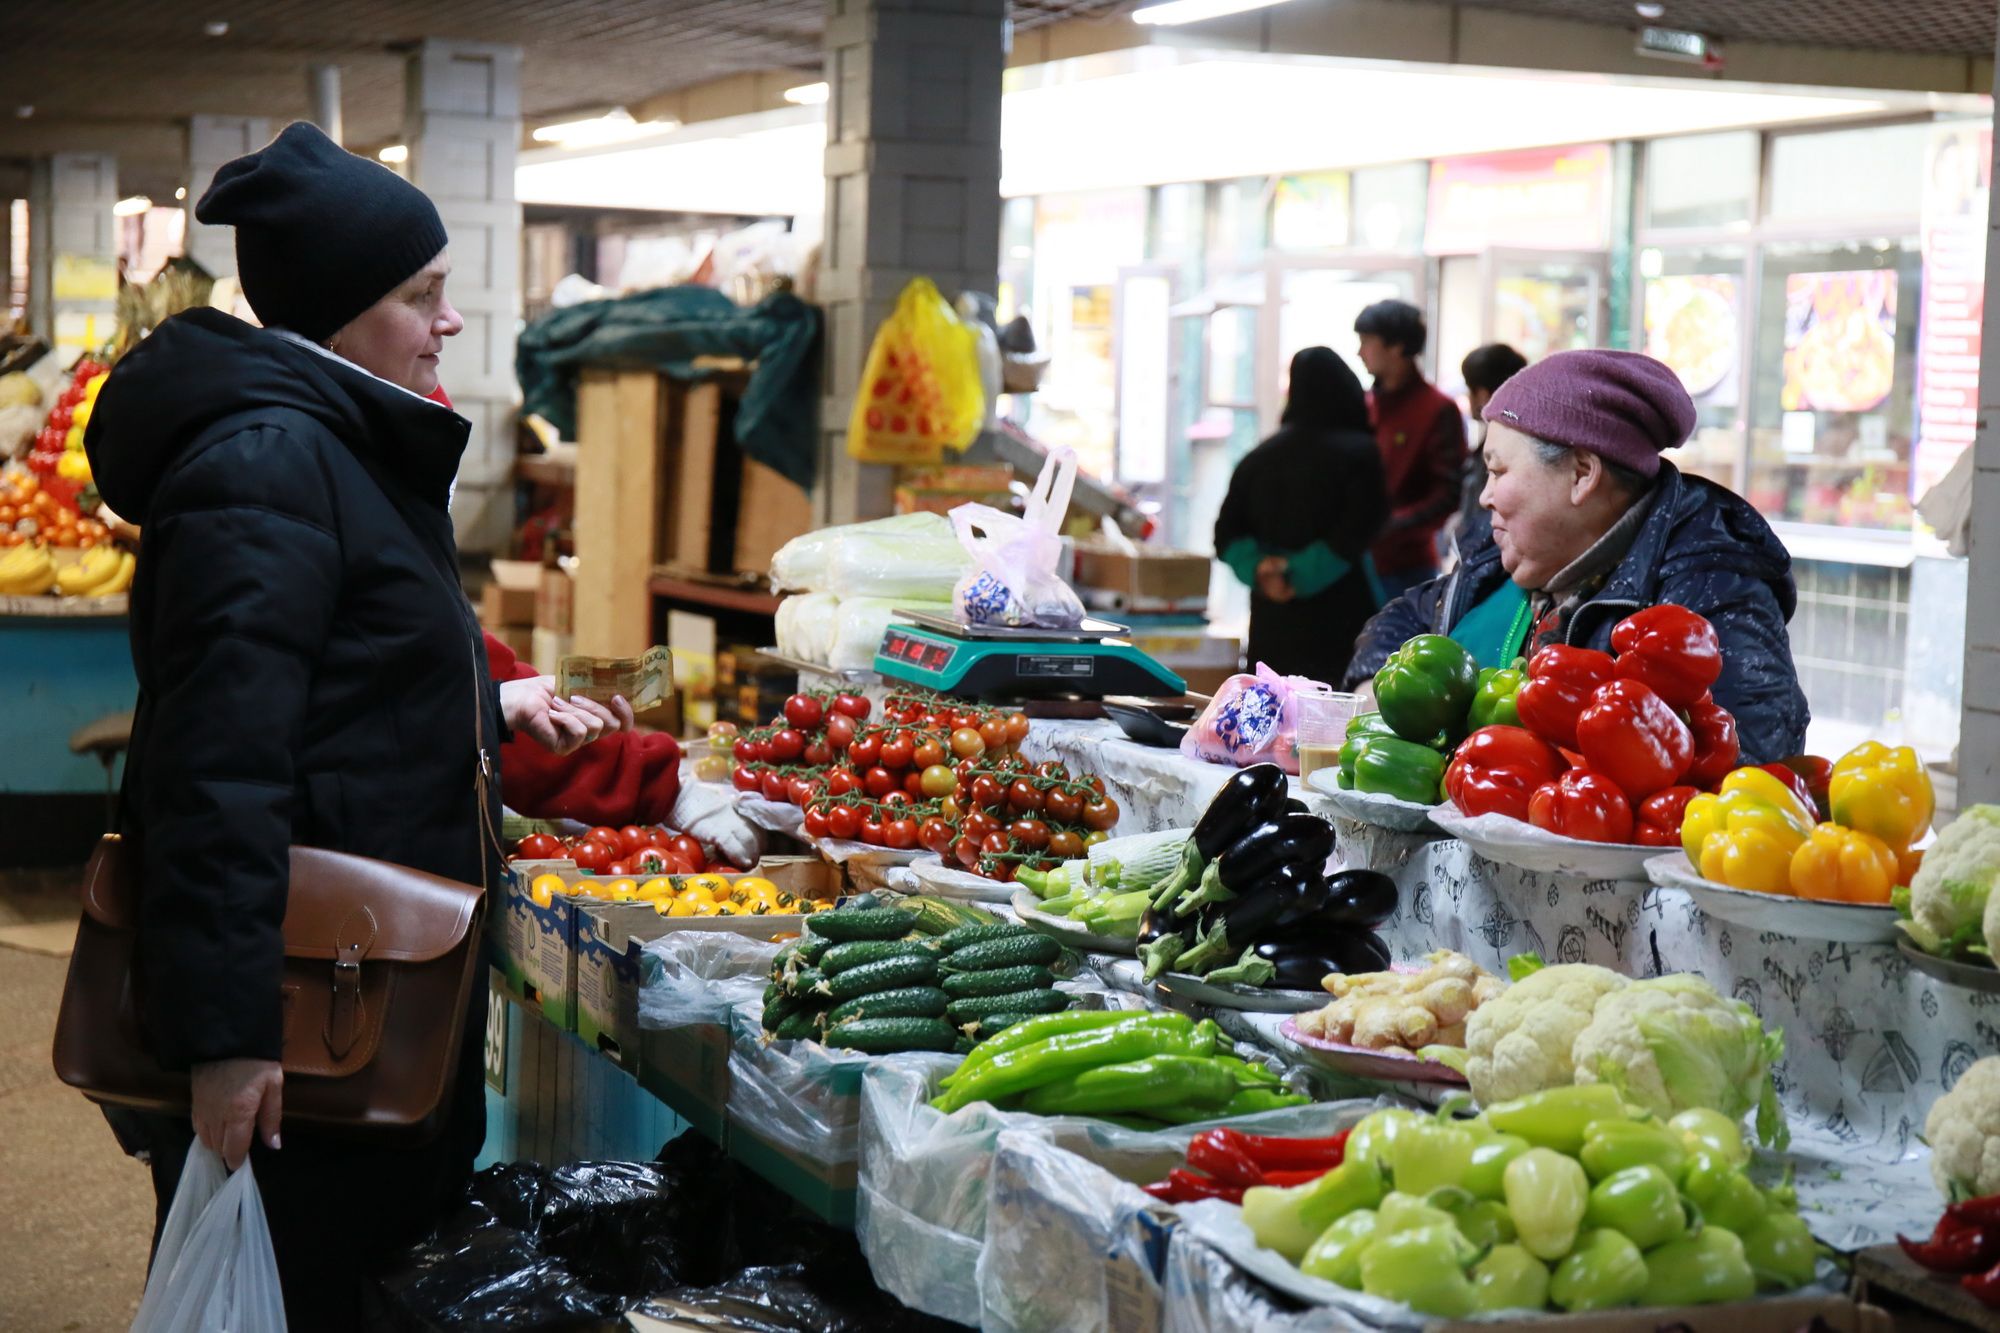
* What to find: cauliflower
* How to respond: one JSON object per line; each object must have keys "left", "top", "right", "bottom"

{"left": 1910, "top": 804, "right": 2000, "bottom": 955}
{"left": 1463, "top": 963, "right": 1629, "bottom": 1105}
{"left": 1927, "top": 1056, "right": 2000, "bottom": 1201}
{"left": 1571, "top": 975, "right": 1784, "bottom": 1141}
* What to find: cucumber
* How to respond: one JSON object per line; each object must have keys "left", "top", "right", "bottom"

{"left": 795, "top": 933, "right": 834, "bottom": 966}
{"left": 939, "top": 934, "right": 1061, "bottom": 973}
{"left": 964, "top": 1011, "right": 1035, "bottom": 1039}
{"left": 827, "top": 986, "right": 950, "bottom": 1026}
{"left": 762, "top": 979, "right": 783, "bottom": 1006}
{"left": 942, "top": 964, "right": 1056, "bottom": 998}
{"left": 820, "top": 938, "right": 934, "bottom": 974}
{"left": 818, "top": 954, "right": 941, "bottom": 1002}
{"left": 785, "top": 967, "right": 828, "bottom": 998}
{"left": 954, "top": 1035, "right": 978, "bottom": 1055}
{"left": 762, "top": 991, "right": 807, "bottom": 1033}
{"left": 945, "top": 988, "right": 1071, "bottom": 1023}
{"left": 806, "top": 907, "right": 917, "bottom": 941}
{"left": 772, "top": 1007, "right": 821, "bottom": 1041}
{"left": 769, "top": 944, "right": 800, "bottom": 984}
{"left": 936, "top": 923, "right": 1032, "bottom": 953}
{"left": 900, "top": 895, "right": 1003, "bottom": 937}
{"left": 822, "top": 1017, "right": 958, "bottom": 1054}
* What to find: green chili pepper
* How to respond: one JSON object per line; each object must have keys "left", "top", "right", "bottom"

{"left": 1020, "top": 1053, "right": 1237, "bottom": 1117}
{"left": 1670, "top": 1108, "right": 1748, "bottom": 1167}
{"left": 1550, "top": 1227, "right": 1649, "bottom": 1312}
{"left": 1463, "top": 1132, "right": 1531, "bottom": 1202}
{"left": 1504, "top": 1147, "right": 1590, "bottom": 1261}
{"left": 1637, "top": 1225, "right": 1757, "bottom": 1306}
{"left": 1432, "top": 1188, "right": 1517, "bottom": 1249}
{"left": 1391, "top": 1107, "right": 1478, "bottom": 1198}
{"left": 942, "top": 1009, "right": 1159, "bottom": 1087}
{"left": 1298, "top": 1208, "right": 1377, "bottom": 1289}
{"left": 1740, "top": 1211, "right": 1817, "bottom": 1292}
{"left": 1759, "top": 1163, "right": 1798, "bottom": 1214}
{"left": 1584, "top": 1164, "right": 1686, "bottom": 1251}
{"left": 1340, "top": 733, "right": 1450, "bottom": 805}
{"left": 1468, "top": 665, "right": 1526, "bottom": 731}
{"left": 1345, "top": 1107, "right": 1424, "bottom": 1174}
{"left": 1470, "top": 1243, "right": 1550, "bottom": 1313}
{"left": 1217, "top": 1087, "right": 1311, "bottom": 1117}
{"left": 1580, "top": 1117, "right": 1689, "bottom": 1182}
{"left": 1374, "top": 635, "right": 1481, "bottom": 746}
{"left": 1242, "top": 1152, "right": 1385, "bottom": 1263}
{"left": 1359, "top": 1225, "right": 1479, "bottom": 1318}
{"left": 931, "top": 1014, "right": 1213, "bottom": 1114}
{"left": 1680, "top": 1150, "right": 1768, "bottom": 1235}
{"left": 1211, "top": 1054, "right": 1281, "bottom": 1088}
{"left": 1485, "top": 1084, "right": 1635, "bottom": 1156}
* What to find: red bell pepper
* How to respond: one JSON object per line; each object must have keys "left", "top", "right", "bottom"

{"left": 1516, "top": 645, "right": 1617, "bottom": 751}
{"left": 1635, "top": 785, "right": 1700, "bottom": 847}
{"left": 1683, "top": 693, "right": 1740, "bottom": 791}
{"left": 1445, "top": 725, "right": 1569, "bottom": 823}
{"left": 1575, "top": 679, "right": 1694, "bottom": 801}
{"left": 1528, "top": 767, "right": 1635, "bottom": 844}
{"left": 1776, "top": 754, "right": 1834, "bottom": 822}
{"left": 1143, "top": 1168, "right": 1244, "bottom": 1205}
{"left": 1610, "top": 604, "right": 1723, "bottom": 710}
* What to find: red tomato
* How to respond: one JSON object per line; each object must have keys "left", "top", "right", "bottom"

{"left": 784, "top": 693, "right": 824, "bottom": 729}
{"left": 881, "top": 790, "right": 910, "bottom": 809}
{"left": 570, "top": 839, "right": 614, "bottom": 872}
{"left": 879, "top": 731, "right": 915, "bottom": 771}
{"left": 803, "top": 807, "right": 832, "bottom": 839}
{"left": 952, "top": 835, "right": 983, "bottom": 868}
{"left": 864, "top": 766, "right": 899, "bottom": 799}
{"left": 517, "top": 832, "right": 561, "bottom": 860}
{"left": 903, "top": 769, "right": 927, "bottom": 798}
{"left": 768, "top": 728, "right": 806, "bottom": 763}
{"left": 604, "top": 859, "right": 633, "bottom": 877}
{"left": 919, "top": 817, "right": 955, "bottom": 854}
{"left": 978, "top": 718, "right": 1009, "bottom": 752}
{"left": 633, "top": 847, "right": 668, "bottom": 874}
{"left": 664, "top": 852, "right": 700, "bottom": 876}
{"left": 1082, "top": 797, "right": 1120, "bottom": 832}
{"left": 859, "top": 816, "right": 887, "bottom": 846}
{"left": 732, "top": 765, "right": 762, "bottom": 792}
{"left": 970, "top": 775, "right": 1005, "bottom": 811}
{"left": 1010, "top": 818, "right": 1050, "bottom": 851}
{"left": 849, "top": 732, "right": 882, "bottom": 768}
{"left": 981, "top": 830, "right": 1012, "bottom": 855}
{"left": 1037, "top": 761, "right": 1070, "bottom": 781}
{"left": 667, "top": 834, "right": 705, "bottom": 869}
{"left": 912, "top": 736, "right": 946, "bottom": 770}
{"left": 790, "top": 775, "right": 820, "bottom": 807}
{"left": 1005, "top": 712, "right": 1031, "bottom": 744}
{"left": 1044, "top": 787, "right": 1083, "bottom": 825}
{"left": 733, "top": 737, "right": 760, "bottom": 763}
{"left": 1007, "top": 780, "right": 1043, "bottom": 815}
{"left": 804, "top": 738, "right": 834, "bottom": 768}
{"left": 1048, "top": 830, "right": 1085, "bottom": 860}
{"left": 826, "top": 766, "right": 860, "bottom": 797}
{"left": 825, "top": 713, "right": 857, "bottom": 750}
{"left": 586, "top": 826, "right": 622, "bottom": 851}
{"left": 616, "top": 825, "right": 652, "bottom": 856}
{"left": 833, "top": 692, "right": 871, "bottom": 720}
{"left": 826, "top": 804, "right": 861, "bottom": 840}
{"left": 760, "top": 769, "right": 790, "bottom": 802}
{"left": 884, "top": 818, "right": 918, "bottom": 851}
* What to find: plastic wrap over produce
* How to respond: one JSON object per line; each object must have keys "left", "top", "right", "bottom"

{"left": 773, "top": 591, "right": 839, "bottom": 665}
{"left": 636, "top": 930, "right": 777, "bottom": 1030}
{"left": 829, "top": 598, "right": 954, "bottom": 672}
{"left": 769, "top": 511, "right": 968, "bottom": 600}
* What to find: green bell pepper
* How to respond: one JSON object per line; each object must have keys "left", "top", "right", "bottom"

{"left": 1637, "top": 1225, "right": 1757, "bottom": 1306}
{"left": 1741, "top": 1211, "right": 1817, "bottom": 1292}
{"left": 1485, "top": 1084, "right": 1636, "bottom": 1156}
{"left": 1463, "top": 1132, "right": 1531, "bottom": 1202}
{"left": 1468, "top": 665, "right": 1525, "bottom": 730}
{"left": 1550, "top": 1228, "right": 1649, "bottom": 1312}
{"left": 1681, "top": 1150, "right": 1768, "bottom": 1236}
{"left": 1470, "top": 1243, "right": 1551, "bottom": 1313}
{"left": 1374, "top": 1191, "right": 1461, "bottom": 1237}
{"left": 1299, "top": 1208, "right": 1378, "bottom": 1289}
{"left": 1584, "top": 1164, "right": 1687, "bottom": 1251}
{"left": 1433, "top": 1189, "right": 1518, "bottom": 1249}
{"left": 1345, "top": 1107, "right": 1423, "bottom": 1174}
{"left": 1359, "top": 1225, "right": 1479, "bottom": 1318}
{"left": 1340, "top": 733, "right": 1449, "bottom": 804}
{"left": 1392, "top": 1109, "right": 1477, "bottom": 1198}
{"left": 1374, "top": 634, "right": 1481, "bottom": 745}
{"left": 1670, "top": 1108, "right": 1749, "bottom": 1167}
{"left": 1504, "top": 1147, "right": 1590, "bottom": 1262}
{"left": 1346, "top": 711, "right": 1400, "bottom": 742}
{"left": 1580, "top": 1117, "right": 1689, "bottom": 1183}
{"left": 1242, "top": 1152, "right": 1386, "bottom": 1263}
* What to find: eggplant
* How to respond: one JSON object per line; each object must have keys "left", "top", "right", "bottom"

{"left": 1147, "top": 764, "right": 1292, "bottom": 915}
{"left": 1319, "top": 870, "right": 1397, "bottom": 930}
{"left": 1252, "top": 927, "right": 1392, "bottom": 989}
{"left": 1172, "top": 862, "right": 1328, "bottom": 977}
{"left": 1174, "top": 811, "right": 1335, "bottom": 917}
{"left": 1138, "top": 903, "right": 1196, "bottom": 980}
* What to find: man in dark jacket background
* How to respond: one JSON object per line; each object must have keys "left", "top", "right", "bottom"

{"left": 1343, "top": 349, "right": 1809, "bottom": 765}
{"left": 1354, "top": 299, "right": 1466, "bottom": 602}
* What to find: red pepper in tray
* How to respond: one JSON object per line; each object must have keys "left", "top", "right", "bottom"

{"left": 1528, "top": 768, "right": 1635, "bottom": 844}
{"left": 1445, "top": 726, "right": 1568, "bottom": 824}
{"left": 1635, "top": 786, "right": 1700, "bottom": 848}
{"left": 1683, "top": 693, "right": 1740, "bottom": 791}
{"left": 1609, "top": 604, "right": 1723, "bottom": 710}
{"left": 1575, "top": 679, "right": 1694, "bottom": 801}
{"left": 1143, "top": 1168, "right": 1244, "bottom": 1205}
{"left": 1515, "top": 645, "right": 1616, "bottom": 751}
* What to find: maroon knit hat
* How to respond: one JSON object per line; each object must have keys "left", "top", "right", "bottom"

{"left": 1483, "top": 349, "right": 1696, "bottom": 480}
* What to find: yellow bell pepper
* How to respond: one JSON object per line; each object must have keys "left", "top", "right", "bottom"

{"left": 1788, "top": 822, "right": 1897, "bottom": 904}
{"left": 1829, "top": 742, "right": 1933, "bottom": 850}
{"left": 1698, "top": 826, "right": 1799, "bottom": 895}
{"left": 1680, "top": 767, "right": 1815, "bottom": 864}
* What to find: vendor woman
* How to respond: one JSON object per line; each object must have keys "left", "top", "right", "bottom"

{"left": 1343, "top": 348, "right": 1809, "bottom": 763}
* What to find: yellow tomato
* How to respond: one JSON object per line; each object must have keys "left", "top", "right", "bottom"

{"left": 715, "top": 901, "right": 744, "bottom": 916}
{"left": 528, "top": 873, "right": 566, "bottom": 908}
{"left": 571, "top": 878, "right": 606, "bottom": 899}
{"left": 607, "top": 879, "right": 640, "bottom": 902}
{"left": 678, "top": 883, "right": 718, "bottom": 907}
{"left": 636, "top": 877, "right": 674, "bottom": 900}
{"left": 659, "top": 896, "right": 699, "bottom": 917}
{"left": 686, "top": 873, "right": 734, "bottom": 897}
{"left": 693, "top": 901, "right": 721, "bottom": 917}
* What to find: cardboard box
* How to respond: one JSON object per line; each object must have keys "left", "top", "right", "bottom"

{"left": 487, "top": 624, "right": 534, "bottom": 661}
{"left": 530, "top": 628, "right": 571, "bottom": 678}
{"left": 726, "top": 1116, "right": 859, "bottom": 1227}
{"left": 732, "top": 457, "right": 812, "bottom": 577}
{"left": 482, "top": 558, "right": 542, "bottom": 627}
{"left": 1073, "top": 542, "right": 1213, "bottom": 614}
{"left": 894, "top": 464, "right": 1015, "bottom": 518}
{"left": 1423, "top": 1294, "right": 1886, "bottom": 1332}
{"left": 494, "top": 859, "right": 582, "bottom": 1031}
{"left": 639, "top": 1023, "right": 731, "bottom": 1143}
{"left": 536, "top": 564, "right": 573, "bottom": 635}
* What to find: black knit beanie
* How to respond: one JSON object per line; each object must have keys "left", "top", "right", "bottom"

{"left": 195, "top": 121, "right": 449, "bottom": 343}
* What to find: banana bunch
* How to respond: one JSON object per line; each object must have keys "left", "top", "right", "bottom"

{"left": 0, "top": 542, "right": 57, "bottom": 596}
{"left": 55, "top": 546, "right": 133, "bottom": 598}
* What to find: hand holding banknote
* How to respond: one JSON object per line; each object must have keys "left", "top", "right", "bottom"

{"left": 558, "top": 646, "right": 672, "bottom": 713}
{"left": 499, "top": 676, "right": 634, "bottom": 756}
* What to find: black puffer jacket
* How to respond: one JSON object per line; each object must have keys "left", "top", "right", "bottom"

{"left": 1344, "top": 461, "right": 1810, "bottom": 764}
{"left": 86, "top": 308, "right": 505, "bottom": 1069}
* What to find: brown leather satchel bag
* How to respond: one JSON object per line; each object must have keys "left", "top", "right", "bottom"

{"left": 52, "top": 835, "right": 487, "bottom": 1142}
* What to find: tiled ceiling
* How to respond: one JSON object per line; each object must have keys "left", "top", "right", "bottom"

{"left": 1451, "top": 0, "right": 1995, "bottom": 58}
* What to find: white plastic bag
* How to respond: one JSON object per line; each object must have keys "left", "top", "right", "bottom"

{"left": 132, "top": 1143, "right": 288, "bottom": 1333}
{"left": 951, "top": 449, "right": 1086, "bottom": 630}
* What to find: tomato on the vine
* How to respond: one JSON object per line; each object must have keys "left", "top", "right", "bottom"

{"left": 1082, "top": 829, "right": 1110, "bottom": 847}
{"left": 903, "top": 770, "right": 927, "bottom": 798}
{"left": 789, "top": 776, "right": 819, "bottom": 806}
{"left": 978, "top": 718, "right": 1009, "bottom": 752}
{"left": 1007, "top": 780, "right": 1043, "bottom": 815}
{"left": 1037, "top": 761, "right": 1070, "bottom": 782}
{"left": 1048, "top": 830, "right": 1085, "bottom": 860}
{"left": 1082, "top": 796, "right": 1119, "bottom": 831}
{"left": 963, "top": 810, "right": 1002, "bottom": 843}
{"left": 879, "top": 731, "right": 915, "bottom": 771}
{"left": 733, "top": 737, "right": 760, "bottom": 763}
{"left": 612, "top": 825, "right": 649, "bottom": 856}
{"left": 950, "top": 727, "right": 985, "bottom": 760}
{"left": 571, "top": 840, "right": 614, "bottom": 872}
{"left": 1084, "top": 775, "right": 1108, "bottom": 796}
{"left": 987, "top": 859, "right": 1018, "bottom": 884}
{"left": 826, "top": 766, "right": 860, "bottom": 797}
{"left": 951, "top": 836, "right": 982, "bottom": 868}
{"left": 803, "top": 738, "right": 833, "bottom": 768}
{"left": 586, "top": 827, "right": 622, "bottom": 850}
{"left": 760, "top": 770, "right": 790, "bottom": 802}
{"left": 970, "top": 775, "right": 1005, "bottom": 811}
{"left": 919, "top": 764, "right": 958, "bottom": 799}
{"left": 517, "top": 832, "right": 561, "bottom": 861}
{"left": 784, "top": 693, "right": 824, "bottom": 730}
{"left": 826, "top": 804, "right": 861, "bottom": 840}
{"left": 849, "top": 732, "right": 882, "bottom": 768}
{"left": 833, "top": 692, "right": 870, "bottom": 720}
{"left": 919, "top": 817, "right": 955, "bottom": 854}
{"left": 732, "top": 765, "right": 762, "bottom": 792}
{"left": 1044, "top": 786, "right": 1083, "bottom": 825}
{"left": 1005, "top": 712, "right": 1031, "bottom": 744}
{"left": 605, "top": 860, "right": 633, "bottom": 878}
{"left": 864, "top": 766, "right": 898, "bottom": 799}
{"left": 768, "top": 728, "right": 805, "bottom": 763}
{"left": 881, "top": 790, "right": 910, "bottom": 809}
{"left": 825, "top": 712, "right": 856, "bottom": 750}
{"left": 803, "top": 808, "right": 832, "bottom": 839}
{"left": 981, "top": 830, "right": 1012, "bottom": 855}
{"left": 859, "top": 815, "right": 887, "bottom": 845}
{"left": 912, "top": 736, "right": 946, "bottom": 769}
{"left": 884, "top": 818, "right": 918, "bottom": 851}
{"left": 1009, "top": 818, "right": 1050, "bottom": 851}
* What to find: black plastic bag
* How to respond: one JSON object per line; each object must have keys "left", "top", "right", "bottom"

{"left": 367, "top": 1200, "right": 626, "bottom": 1333}
{"left": 539, "top": 1156, "right": 726, "bottom": 1294}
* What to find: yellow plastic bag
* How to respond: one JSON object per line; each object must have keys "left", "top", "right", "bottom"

{"left": 846, "top": 278, "right": 984, "bottom": 464}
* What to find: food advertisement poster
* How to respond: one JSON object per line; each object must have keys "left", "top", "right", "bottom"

{"left": 1780, "top": 270, "right": 1897, "bottom": 413}
{"left": 1424, "top": 143, "right": 1611, "bottom": 255}
{"left": 1271, "top": 172, "right": 1351, "bottom": 252}
{"left": 1644, "top": 274, "right": 1740, "bottom": 406}
{"left": 1914, "top": 120, "right": 1990, "bottom": 499}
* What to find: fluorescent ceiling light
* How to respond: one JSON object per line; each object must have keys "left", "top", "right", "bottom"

{"left": 1133, "top": 0, "right": 1298, "bottom": 25}
{"left": 113, "top": 195, "right": 152, "bottom": 217}
{"left": 784, "top": 81, "right": 830, "bottom": 105}
{"left": 531, "top": 107, "right": 677, "bottom": 147}
{"left": 377, "top": 144, "right": 408, "bottom": 163}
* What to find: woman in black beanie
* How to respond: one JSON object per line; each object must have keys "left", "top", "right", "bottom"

{"left": 84, "top": 121, "right": 626, "bottom": 1327}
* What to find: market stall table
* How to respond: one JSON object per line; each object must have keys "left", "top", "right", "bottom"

{"left": 0, "top": 595, "right": 137, "bottom": 864}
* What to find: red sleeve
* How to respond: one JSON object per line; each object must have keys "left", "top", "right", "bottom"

{"left": 486, "top": 632, "right": 685, "bottom": 825}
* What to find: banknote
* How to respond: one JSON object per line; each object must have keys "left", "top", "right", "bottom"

{"left": 557, "top": 646, "right": 672, "bottom": 711}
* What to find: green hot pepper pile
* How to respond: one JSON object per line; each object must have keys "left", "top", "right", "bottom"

{"left": 1236, "top": 1085, "right": 1820, "bottom": 1317}
{"left": 927, "top": 1010, "right": 1309, "bottom": 1125}
{"left": 762, "top": 906, "right": 1073, "bottom": 1054}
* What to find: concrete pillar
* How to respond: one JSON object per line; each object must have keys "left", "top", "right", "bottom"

{"left": 307, "top": 64, "right": 343, "bottom": 145}
{"left": 27, "top": 153, "right": 117, "bottom": 358}
{"left": 815, "top": 0, "right": 1007, "bottom": 525}
{"left": 403, "top": 38, "right": 523, "bottom": 554}
{"left": 1958, "top": 9, "right": 2000, "bottom": 804}
{"left": 185, "top": 115, "right": 271, "bottom": 280}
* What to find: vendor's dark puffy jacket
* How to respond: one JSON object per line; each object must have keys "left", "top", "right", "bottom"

{"left": 85, "top": 307, "right": 505, "bottom": 1070}
{"left": 1344, "top": 461, "right": 1810, "bottom": 764}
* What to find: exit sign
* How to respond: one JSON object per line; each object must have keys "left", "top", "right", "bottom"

{"left": 1636, "top": 25, "right": 1722, "bottom": 68}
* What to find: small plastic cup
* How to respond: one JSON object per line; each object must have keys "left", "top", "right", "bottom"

{"left": 1292, "top": 690, "right": 1362, "bottom": 782}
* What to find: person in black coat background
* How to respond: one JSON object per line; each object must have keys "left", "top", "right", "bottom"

{"left": 1214, "top": 347, "right": 1389, "bottom": 683}
{"left": 84, "top": 122, "right": 627, "bottom": 1329}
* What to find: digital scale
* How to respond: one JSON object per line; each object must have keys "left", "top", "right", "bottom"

{"left": 873, "top": 610, "right": 1186, "bottom": 701}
